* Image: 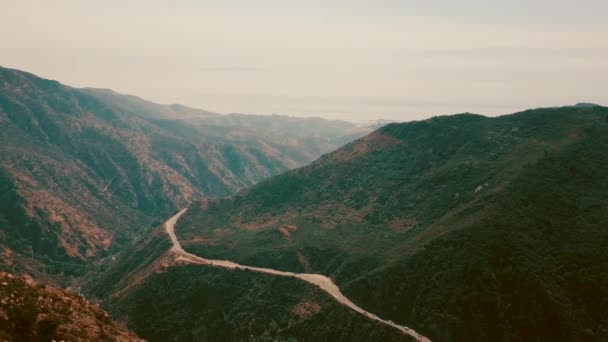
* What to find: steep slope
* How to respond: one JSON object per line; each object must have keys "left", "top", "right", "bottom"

{"left": 78, "top": 88, "right": 367, "bottom": 168}
{"left": 0, "top": 66, "right": 369, "bottom": 281}
{"left": 176, "top": 105, "right": 608, "bottom": 341}
{"left": 0, "top": 272, "right": 141, "bottom": 341}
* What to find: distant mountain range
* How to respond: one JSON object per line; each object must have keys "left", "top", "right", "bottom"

{"left": 0, "top": 66, "right": 370, "bottom": 281}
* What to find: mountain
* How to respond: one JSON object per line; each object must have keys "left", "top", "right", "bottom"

{"left": 0, "top": 271, "right": 141, "bottom": 341}
{"left": 172, "top": 105, "right": 608, "bottom": 341}
{"left": 0, "top": 66, "right": 369, "bottom": 281}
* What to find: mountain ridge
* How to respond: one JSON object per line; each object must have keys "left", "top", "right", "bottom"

{"left": 173, "top": 105, "right": 608, "bottom": 341}
{"left": 0, "top": 66, "right": 369, "bottom": 283}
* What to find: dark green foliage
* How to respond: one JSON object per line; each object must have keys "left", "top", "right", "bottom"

{"left": 176, "top": 106, "right": 608, "bottom": 341}
{"left": 106, "top": 265, "right": 409, "bottom": 342}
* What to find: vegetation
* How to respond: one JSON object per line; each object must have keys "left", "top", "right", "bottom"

{"left": 0, "top": 272, "right": 141, "bottom": 341}
{"left": 104, "top": 264, "right": 410, "bottom": 342}
{"left": 83, "top": 225, "right": 175, "bottom": 305}
{"left": 176, "top": 105, "right": 608, "bottom": 341}
{"left": 0, "top": 66, "right": 367, "bottom": 282}
{"left": 84, "top": 217, "right": 411, "bottom": 341}
{"left": 4, "top": 65, "right": 607, "bottom": 341}
{"left": 345, "top": 120, "right": 608, "bottom": 340}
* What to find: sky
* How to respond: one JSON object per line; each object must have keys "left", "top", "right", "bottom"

{"left": 1, "top": 0, "right": 607, "bottom": 122}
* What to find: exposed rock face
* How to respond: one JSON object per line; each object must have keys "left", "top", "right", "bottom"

{"left": 0, "top": 272, "right": 142, "bottom": 341}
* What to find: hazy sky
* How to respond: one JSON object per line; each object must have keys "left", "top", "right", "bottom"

{"left": 1, "top": 1, "right": 607, "bottom": 121}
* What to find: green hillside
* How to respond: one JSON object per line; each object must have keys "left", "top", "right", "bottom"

{"left": 84, "top": 219, "right": 412, "bottom": 342}
{"left": 176, "top": 105, "right": 608, "bottom": 341}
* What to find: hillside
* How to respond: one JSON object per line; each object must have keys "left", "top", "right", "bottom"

{"left": 0, "top": 66, "right": 368, "bottom": 282}
{"left": 0, "top": 272, "right": 141, "bottom": 341}
{"left": 84, "top": 219, "right": 413, "bottom": 341}
{"left": 175, "top": 105, "right": 608, "bottom": 341}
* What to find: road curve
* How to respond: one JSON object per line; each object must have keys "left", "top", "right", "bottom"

{"left": 166, "top": 208, "right": 430, "bottom": 342}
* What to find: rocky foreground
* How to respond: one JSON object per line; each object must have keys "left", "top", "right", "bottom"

{"left": 0, "top": 272, "right": 141, "bottom": 341}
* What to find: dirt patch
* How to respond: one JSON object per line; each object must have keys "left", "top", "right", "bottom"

{"left": 199, "top": 199, "right": 210, "bottom": 211}
{"left": 389, "top": 216, "right": 418, "bottom": 233}
{"left": 184, "top": 236, "right": 206, "bottom": 244}
{"left": 291, "top": 300, "right": 321, "bottom": 319}
{"left": 278, "top": 226, "right": 291, "bottom": 240}
{"left": 183, "top": 236, "right": 220, "bottom": 247}
{"left": 234, "top": 211, "right": 298, "bottom": 231}
{"left": 278, "top": 224, "right": 297, "bottom": 241}
{"left": 1, "top": 248, "right": 13, "bottom": 266}
{"left": 212, "top": 227, "right": 234, "bottom": 237}
{"left": 297, "top": 252, "right": 312, "bottom": 272}
{"left": 330, "top": 132, "right": 401, "bottom": 162}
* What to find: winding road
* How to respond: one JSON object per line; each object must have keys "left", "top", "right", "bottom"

{"left": 166, "top": 208, "right": 430, "bottom": 342}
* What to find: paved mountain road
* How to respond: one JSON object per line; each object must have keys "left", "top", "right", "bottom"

{"left": 165, "top": 208, "right": 430, "bottom": 342}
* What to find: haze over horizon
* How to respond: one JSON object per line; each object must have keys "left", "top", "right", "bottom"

{"left": 1, "top": 0, "right": 607, "bottom": 121}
